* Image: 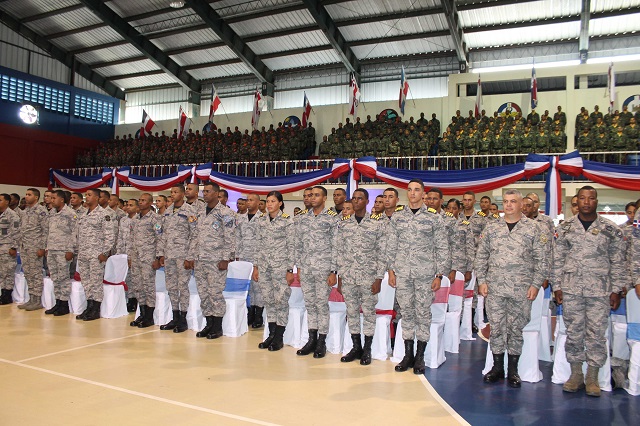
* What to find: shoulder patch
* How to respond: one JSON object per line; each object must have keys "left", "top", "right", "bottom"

{"left": 326, "top": 209, "right": 337, "bottom": 216}
{"left": 395, "top": 205, "right": 404, "bottom": 212}
{"left": 462, "top": 220, "right": 470, "bottom": 225}
{"left": 260, "top": 212, "right": 266, "bottom": 217}
{"left": 188, "top": 216, "right": 197, "bottom": 223}
{"left": 478, "top": 211, "right": 486, "bottom": 217}
{"left": 105, "top": 215, "right": 111, "bottom": 222}
{"left": 341, "top": 215, "right": 351, "bottom": 221}
{"left": 281, "top": 213, "right": 290, "bottom": 218}
{"left": 445, "top": 211, "right": 454, "bottom": 217}
{"left": 492, "top": 213, "right": 500, "bottom": 219}
{"left": 370, "top": 213, "right": 382, "bottom": 220}
{"left": 299, "top": 209, "right": 308, "bottom": 215}
{"left": 427, "top": 207, "right": 437, "bottom": 214}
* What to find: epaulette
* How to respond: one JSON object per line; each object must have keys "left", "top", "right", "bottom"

{"left": 260, "top": 212, "right": 266, "bottom": 217}
{"left": 478, "top": 211, "right": 486, "bottom": 217}
{"left": 445, "top": 211, "right": 454, "bottom": 217}
{"left": 370, "top": 213, "right": 382, "bottom": 220}
{"left": 299, "top": 209, "right": 308, "bottom": 215}
{"left": 427, "top": 207, "right": 437, "bottom": 214}
{"left": 395, "top": 205, "right": 404, "bottom": 212}
{"left": 462, "top": 220, "right": 470, "bottom": 225}
{"left": 281, "top": 213, "right": 290, "bottom": 218}
{"left": 492, "top": 213, "right": 500, "bottom": 219}
{"left": 327, "top": 209, "right": 337, "bottom": 216}
{"left": 342, "top": 215, "right": 351, "bottom": 221}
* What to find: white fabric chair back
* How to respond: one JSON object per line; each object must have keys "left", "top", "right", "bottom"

{"left": 375, "top": 272, "right": 395, "bottom": 310}
{"left": 431, "top": 278, "right": 450, "bottom": 324}
{"left": 103, "top": 254, "right": 129, "bottom": 285}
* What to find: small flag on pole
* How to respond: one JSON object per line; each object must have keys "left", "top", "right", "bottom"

{"left": 607, "top": 62, "right": 616, "bottom": 112}
{"left": 349, "top": 73, "right": 360, "bottom": 117}
{"left": 209, "top": 85, "right": 221, "bottom": 122}
{"left": 531, "top": 66, "right": 538, "bottom": 110}
{"left": 177, "top": 106, "right": 188, "bottom": 140}
{"left": 474, "top": 76, "right": 482, "bottom": 119}
{"left": 302, "top": 92, "right": 312, "bottom": 128}
{"left": 251, "top": 90, "right": 262, "bottom": 131}
{"left": 141, "top": 109, "right": 155, "bottom": 135}
{"left": 399, "top": 66, "right": 409, "bottom": 115}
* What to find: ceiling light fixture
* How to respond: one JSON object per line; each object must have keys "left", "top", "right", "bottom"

{"left": 170, "top": 1, "right": 185, "bottom": 8}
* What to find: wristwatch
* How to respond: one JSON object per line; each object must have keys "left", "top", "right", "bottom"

{"left": 287, "top": 269, "right": 294, "bottom": 273}
{"left": 330, "top": 270, "right": 338, "bottom": 275}
{"left": 435, "top": 274, "right": 443, "bottom": 279}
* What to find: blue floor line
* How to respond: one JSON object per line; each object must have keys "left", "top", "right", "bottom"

{"left": 423, "top": 338, "right": 639, "bottom": 426}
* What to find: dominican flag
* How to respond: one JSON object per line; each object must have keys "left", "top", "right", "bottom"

{"left": 141, "top": 109, "right": 155, "bottom": 135}
{"left": 531, "top": 66, "right": 538, "bottom": 109}
{"left": 177, "top": 106, "right": 189, "bottom": 140}
{"left": 474, "top": 76, "right": 482, "bottom": 119}
{"left": 349, "top": 73, "right": 360, "bottom": 117}
{"left": 608, "top": 62, "right": 616, "bottom": 112}
{"left": 209, "top": 85, "right": 221, "bottom": 122}
{"left": 399, "top": 66, "right": 409, "bottom": 115}
{"left": 302, "top": 92, "right": 312, "bottom": 128}
{"left": 251, "top": 90, "right": 262, "bottom": 131}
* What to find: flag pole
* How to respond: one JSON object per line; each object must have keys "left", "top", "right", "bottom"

{"left": 408, "top": 86, "right": 417, "bottom": 107}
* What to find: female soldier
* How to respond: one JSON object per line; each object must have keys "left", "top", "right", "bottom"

{"left": 252, "top": 191, "right": 295, "bottom": 351}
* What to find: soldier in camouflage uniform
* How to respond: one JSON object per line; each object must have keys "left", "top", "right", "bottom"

{"left": 74, "top": 189, "right": 115, "bottom": 321}
{"left": 236, "top": 193, "right": 265, "bottom": 328}
{"left": 475, "top": 189, "right": 548, "bottom": 388}
{"left": 294, "top": 186, "right": 340, "bottom": 359}
{"left": 44, "top": 190, "right": 78, "bottom": 316}
{"left": 388, "top": 179, "right": 450, "bottom": 375}
{"left": 190, "top": 181, "right": 236, "bottom": 340}
{"left": 577, "top": 127, "right": 595, "bottom": 152}
{"left": 128, "top": 194, "right": 163, "bottom": 329}
{"left": 552, "top": 186, "right": 627, "bottom": 397}
{"left": 18, "top": 188, "right": 49, "bottom": 311}
{"left": 253, "top": 191, "right": 295, "bottom": 352}
{"left": 157, "top": 185, "right": 197, "bottom": 333}
{"left": 0, "top": 194, "right": 21, "bottom": 305}
{"left": 334, "top": 189, "right": 387, "bottom": 366}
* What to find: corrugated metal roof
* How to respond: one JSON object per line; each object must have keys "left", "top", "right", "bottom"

{"left": 106, "top": 0, "right": 180, "bottom": 19}
{"left": 230, "top": 9, "right": 316, "bottom": 37}
{"left": 187, "top": 62, "right": 254, "bottom": 80}
{"left": 24, "top": 8, "right": 102, "bottom": 35}
{"left": 325, "top": 0, "right": 441, "bottom": 20}
{"left": 247, "top": 30, "right": 330, "bottom": 55}
{"left": 0, "top": 0, "right": 80, "bottom": 20}
{"left": 111, "top": 73, "right": 178, "bottom": 90}
{"left": 53, "top": 26, "right": 125, "bottom": 51}
{"left": 214, "top": 0, "right": 299, "bottom": 18}
{"left": 171, "top": 46, "right": 240, "bottom": 67}
{"left": 465, "top": 21, "right": 581, "bottom": 49}
{"left": 591, "top": 0, "right": 640, "bottom": 13}
{"left": 74, "top": 44, "right": 144, "bottom": 64}
{"left": 351, "top": 36, "right": 456, "bottom": 59}
{"left": 459, "top": 0, "right": 581, "bottom": 28}
{"left": 94, "top": 60, "right": 161, "bottom": 78}
{"left": 339, "top": 15, "right": 448, "bottom": 42}
{"left": 589, "top": 13, "right": 640, "bottom": 35}
{"left": 150, "top": 28, "right": 221, "bottom": 50}
{"left": 128, "top": 8, "right": 196, "bottom": 27}
{"left": 263, "top": 50, "right": 343, "bottom": 70}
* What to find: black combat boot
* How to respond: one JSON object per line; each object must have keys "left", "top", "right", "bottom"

{"left": 206, "top": 316, "right": 224, "bottom": 339}
{"left": 173, "top": 311, "right": 188, "bottom": 333}
{"left": 313, "top": 334, "right": 327, "bottom": 358}
{"left": 160, "top": 310, "right": 180, "bottom": 330}
{"left": 0, "top": 288, "right": 13, "bottom": 305}
{"left": 77, "top": 300, "right": 93, "bottom": 320}
{"left": 360, "top": 336, "right": 373, "bottom": 365}
{"left": 268, "top": 325, "right": 286, "bottom": 352}
{"left": 130, "top": 305, "right": 145, "bottom": 327}
{"left": 413, "top": 341, "right": 428, "bottom": 375}
{"left": 507, "top": 354, "right": 522, "bottom": 388}
{"left": 126, "top": 297, "right": 137, "bottom": 313}
{"left": 341, "top": 334, "right": 363, "bottom": 362}
{"left": 83, "top": 301, "right": 101, "bottom": 321}
{"left": 395, "top": 340, "right": 415, "bottom": 372}
{"left": 483, "top": 353, "right": 505, "bottom": 383}
{"left": 296, "top": 329, "right": 318, "bottom": 356}
{"left": 259, "top": 322, "right": 276, "bottom": 349}
{"left": 252, "top": 306, "right": 264, "bottom": 328}
{"left": 53, "top": 300, "right": 70, "bottom": 316}
{"left": 197, "top": 316, "right": 214, "bottom": 338}
{"left": 45, "top": 299, "right": 61, "bottom": 315}
{"left": 138, "top": 306, "right": 155, "bottom": 328}
{"left": 247, "top": 305, "right": 255, "bottom": 326}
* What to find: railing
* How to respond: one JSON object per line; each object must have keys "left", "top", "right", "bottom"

{"left": 60, "top": 151, "right": 640, "bottom": 188}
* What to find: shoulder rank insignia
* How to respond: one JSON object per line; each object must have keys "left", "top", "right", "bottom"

{"left": 445, "top": 211, "right": 454, "bottom": 217}
{"left": 299, "top": 209, "right": 308, "bottom": 215}
{"left": 342, "top": 215, "right": 351, "bottom": 221}
{"left": 188, "top": 216, "right": 197, "bottom": 223}
{"left": 395, "top": 205, "right": 404, "bottom": 212}
{"left": 427, "top": 207, "right": 437, "bottom": 214}
{"left": 282, "top": 213, "right": 290, "bottom": 218}
{"left": 370, "top": 213, "right": 382, "bottom": 220}
{"left": 478, "top": 211, "right": 486, "bottom": 217}
{"left": 462, "top": 220, "right": 470, "bottom": 225}
{"left": 492, "top": 213, "right": 500, "bottom": 219}
{"left": 327, "top": 209, "right": 337, "bottom": 216}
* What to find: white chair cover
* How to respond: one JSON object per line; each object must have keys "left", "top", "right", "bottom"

{"left": 69, "top": 280, "right": 87, "bottom": 314}
{"left": 482, "top": 288, "right": 545, "bottom": 383}
{"left": 625, "top": 291, "right": 640, "bottom": 396}
{"left": 460, "top": 272, "right": 476, "bottom": 341}
{"left": 187, "top": 275, "right": 205, "bottom": 331}
{"left": 12, "top": 272, "right": 29, "bottom": 304}
{"left": 474, "top": 272, "right": 487, "bottom": 331}
{"left": 42, "top": 277, "right": 56, "bottom": 310}
{"left": 284, "top": 269, "right": 309, "bottom": 349}
{"left": 153, "top": 268, "right": 173, "bottom": 326}
{"left": 538, "top": 286, "right": 553, "bottom": 362}
{"left": 327, "top": 288, "right": 347, "bottom": 354}
{"left": 222, "top": 261, "right": 252, "bottom": 337}
{"left": 611, "top": 304, "right": 630, "bottom": 363}
{"left": 445, "top": 272, "right": 465, "bottom": 353}
{"left": 100, "top": 254, "right": 129, "bottom": 319}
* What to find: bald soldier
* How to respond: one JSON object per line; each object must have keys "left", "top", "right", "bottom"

{"left": 475, "top": 189, "right": 548, "bottom": 388}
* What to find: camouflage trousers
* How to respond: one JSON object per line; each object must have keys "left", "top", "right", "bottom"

{"left": 21, "top": 248, "right": 44, "bottom": 296}
{"left": 77, "top": 253, "right": 105, "bottom": 302}
{"left": 342, "top": 278, "right": 378, "bottom": 336}
{"left": 0, "top": 253, "right": 16, "bottom": 290}
{"left": 563, "top": 294, "right": 609, "bottom": 367}
{"left": 299, "top": 268, "right": 331, "bottom": 334}
{"left": 249, "top": 276, "right": 264, "bottom": 307}
{"left": 129, "top": 252, "right": 156, "bottom": 307}
{"left": 396, "top": 275, "right": 434, "bottom": 342}
{"left": 48, "top": 251, "right": 71, "bottom": 301}
{"left": 164, "top": 258, "right": 191, "bottom": 311}
{"left": 194, "top": 262, "right": 226, "bottom": 317}
{"left": 261, "top": 266, "right": 291, "bottom": 327}
{"left": 485, "top": 293, "right": 532, "bottom": 355}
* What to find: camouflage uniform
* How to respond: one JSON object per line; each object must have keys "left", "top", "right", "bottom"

{"left": 552, "top": 215, "right": 627, "bottom": 367}
{"left": 20, "top": 204, "right": 49, "bottom": 297}
{"left": 256, "top": 211, "right": 295, "bottom": 326}
{"left": 453, "top": 216, "right": 475, "bottom": 274}
{"left": 46, "top": 205, "right": 78, "bottom": 301}
{"left": 334, "top": 212, "right": 387, "bottom": 336}
{"left": 128, "top": 210, "right": 163, "bottom": 308}
{"left": 190, "top": 203, "right": 236, "bottom": 317}
{"left": 104, "top": 205, "right": 119, "bottom": 255}
{"left": 116, "top": 215, "right": 136, "bottom": 255}
{"left": 0, "top": 208, "right": 21, "bottom": 292}
{"left": 236, "top": 211, "right": 264, "bottom": 307}
{"left": 387, "top": 206, "right": 450, "bottom": 341}
{"left": 631, "top": 209, "right": 640, "bottom": 291}
{"left": 294, "top": 207, "right": 339, "bottom": 334}
{"left": 75, "top": 206, "right": 115, "bottom": 302}
{"left": 160, "top": 202, "right": 197, "bottom": 311}
{"left": 474, "top": 217, "right": 548, "bottom": 355}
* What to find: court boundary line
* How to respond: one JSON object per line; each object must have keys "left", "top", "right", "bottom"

{"left": 0, "top": 357, "right": 281, "bottom": 426}
{"left": 419, "top": 375, "right": 470, "bottom": 426}
{"left": 17, "top": 329, "right": 161, "bottom": 363}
